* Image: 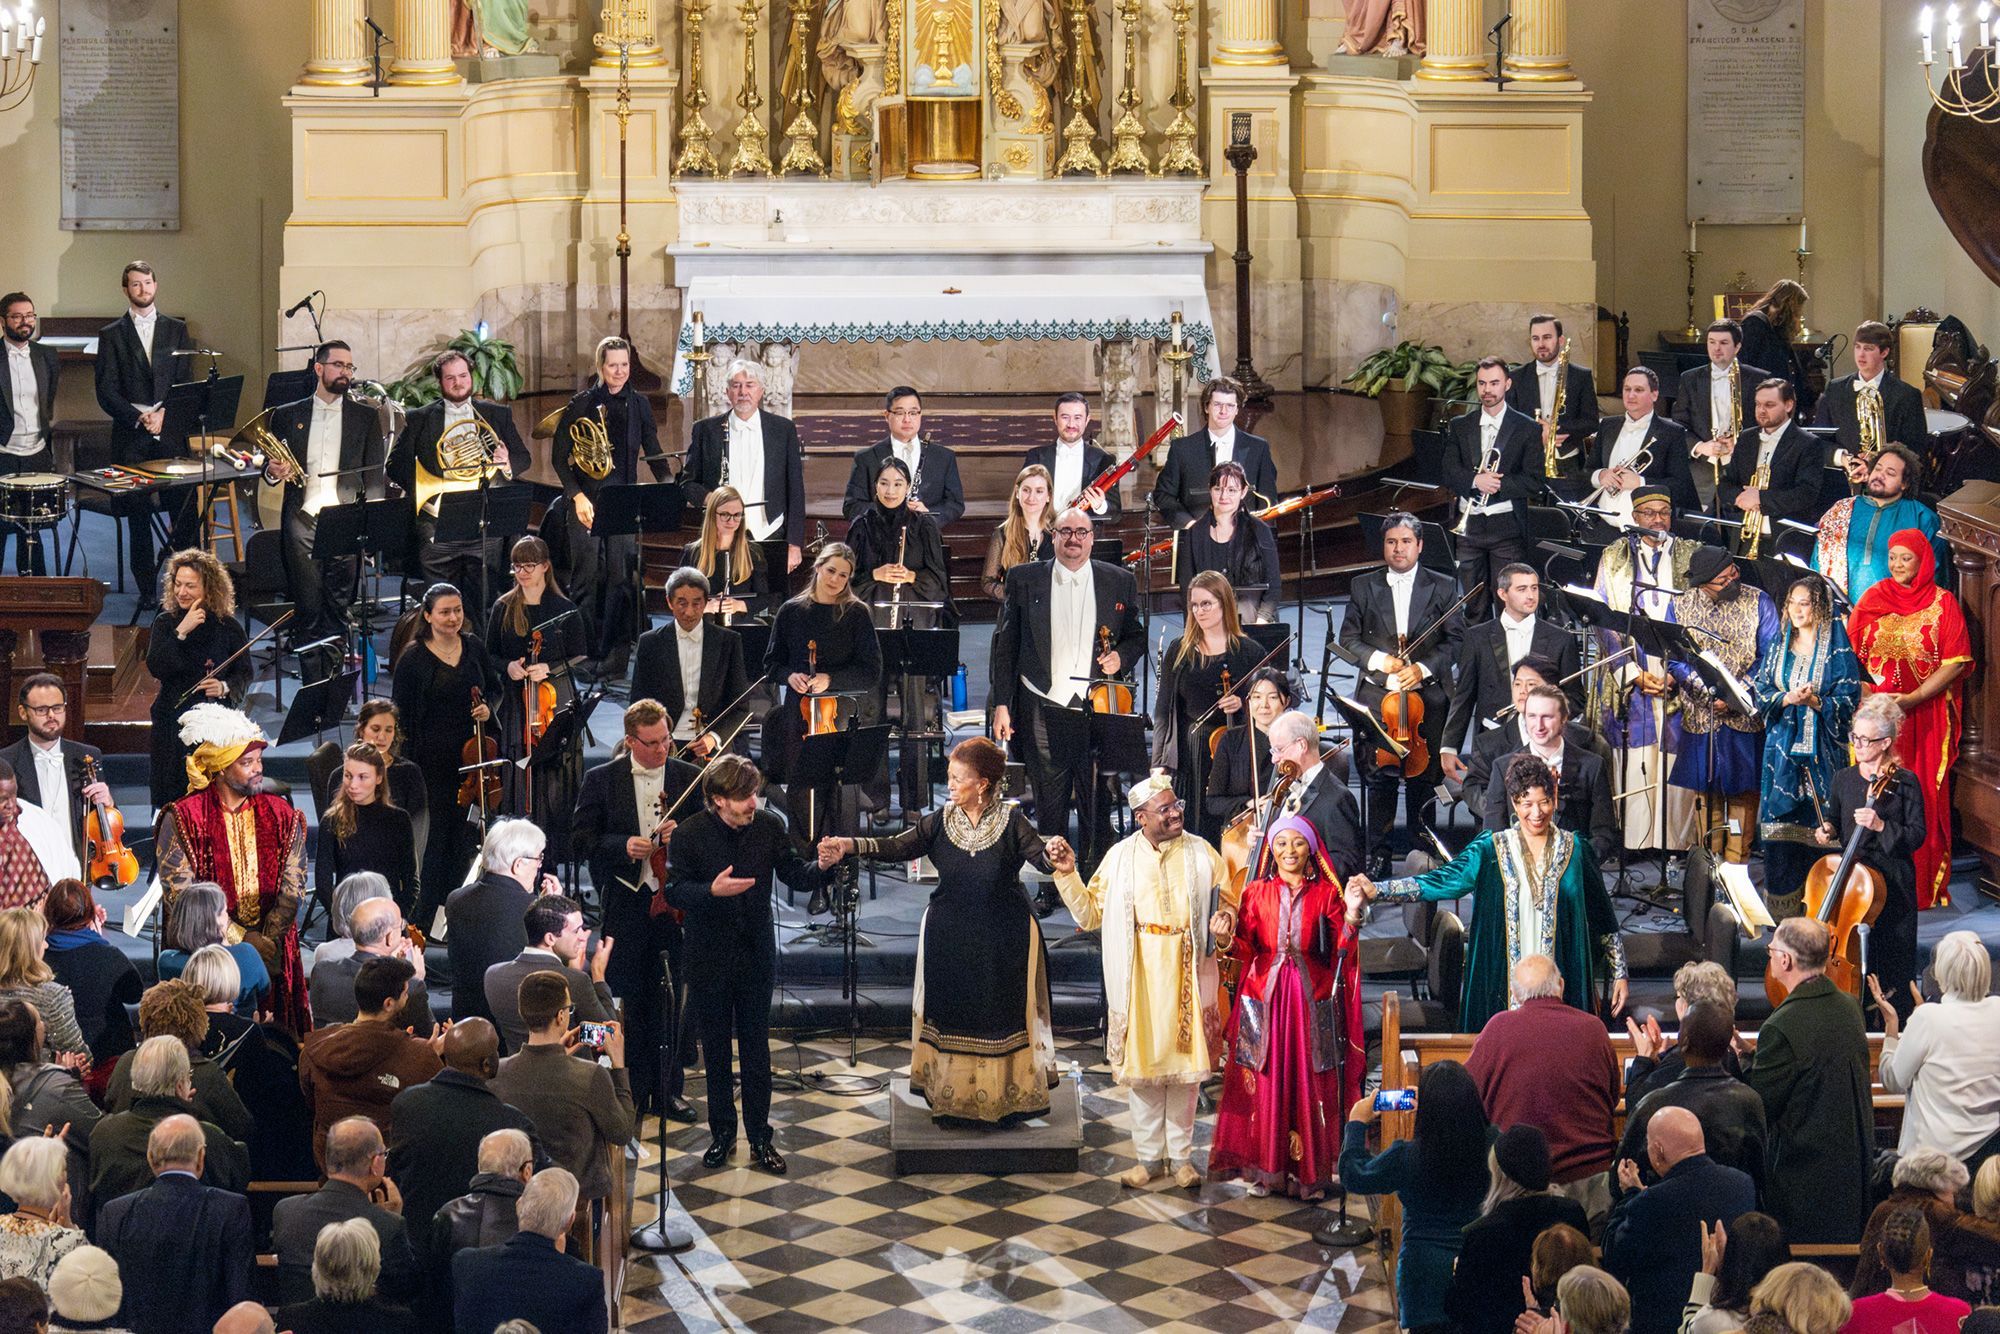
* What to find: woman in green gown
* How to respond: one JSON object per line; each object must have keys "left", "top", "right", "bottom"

{"left": 1352, "top": 753, "right": 1627, "bottom": 1032}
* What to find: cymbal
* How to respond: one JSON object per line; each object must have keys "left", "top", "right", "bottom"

{"left": 532, "top": 404, "right": 565, "bottom": 440}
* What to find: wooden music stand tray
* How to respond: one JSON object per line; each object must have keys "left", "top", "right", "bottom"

{"left": 0, "top": 577, "right": 106, "bottom": 741}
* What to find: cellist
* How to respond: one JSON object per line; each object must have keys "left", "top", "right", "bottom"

{"left": 1814, "top": 694, "right": 1926, "bottom": 1023}
{"left": 1335, "top": 512, "right": 1463, "bottom": 879}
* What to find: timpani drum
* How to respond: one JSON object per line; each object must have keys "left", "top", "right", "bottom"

{"left": 0, "top": 474, "right": 72, "bottom": 530}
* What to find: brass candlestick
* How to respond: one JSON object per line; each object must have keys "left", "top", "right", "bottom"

{"left": 1158, "top": 0, "right": 1200, "bottom": 176}
{"left": 604, "top": 0, "right": 661, "bottom": 390}
{"left": 1161, "top": 310, "right": 1194, "bottom": 416}
{"left": 685, "top": 310, "right": 713, "bottom": 391}
{"left": 729, "top": 0, "right": 773, "bottom": 176}
{"left": 1794, "top": 244, "right": 1814, "bottom": 342}
{"left": 675, "top": 0, "right": 721, "bottom": 175}
{"left": 777, "top": 0, "right": 825, "bottom": 174}
{"left": 1055, "top": 0, "right": 1102, "bottom": 176}
{"left": 1106, "top": 0, "right": 1149, "bottom": 175}
{"left": 1683, "top": 246, "right": 1701, "bottom": 340}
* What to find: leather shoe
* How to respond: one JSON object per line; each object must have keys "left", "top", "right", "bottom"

{"left": 748, "top": 1140, "right": 787, "bottom": 1175}
{"left": 1032, "top": 884, "right": 1061, "bottom": 919}
{"left": 664, "top": 1096, "right": 697, "bottom": 1124}
{"left": 702, "top": 1137, "right": 734, "bottom": 1169}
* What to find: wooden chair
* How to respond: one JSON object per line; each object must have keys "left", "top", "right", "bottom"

{"left": 184, "top": 433, "right": 247, "bottom": 564}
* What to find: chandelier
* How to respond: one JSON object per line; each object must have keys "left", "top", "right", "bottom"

{"left": 0, "top": 1, "right": 43, "bottom": 115}
{"left": 1922, "top": 4, "right": 2000, "bottom": 122}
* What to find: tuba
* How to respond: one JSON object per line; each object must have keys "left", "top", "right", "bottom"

{"left": 414, "top": 415, "right": 508, "bottom": 514}
{"left": 569, "top": 405, "right": 614, "bottom": 481}
{"left": 1544, "top": 337, "right": 1570, "bottom": 477}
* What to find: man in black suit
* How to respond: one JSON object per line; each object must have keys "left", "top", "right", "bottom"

{"left": 664, "top": 756, "right": 831, "bottom": 1173}
{"left": 1602, "top": 1106, "right": 1756, "bottom": 1334}
{"left": 990, "top": 507, "right": 1146, "bottom": 878}
{"left": 271, "top": 1115, "right": 421, "bottom": 1306}
{"left": 573, "top": 699, "right": 702, "bottom": 1120}
{"left": 1149, "top": 375, "right": 1276, "bottom": 528}
{"left": 841, "top": 386, "right": 965, "bottom": 525}
{"left": 632, "top": 569, "right": 753, "bottom": 756}
{"left": 1338, "top": 512, "right": 1463, "bottom": 873}
{"left": 1673, "top": 320, "right": 1777, "bottom": 515}
{"left": 387, "top": 348, "right": 531, "bottom": 598}
{"left": 452, "top": 1166, "right": 609, "bottom": 1334}
{"left": 1477, "top": 684, "right": 1617, "bottom": 861}
{"left": 266, "top": 340, "right": 389, "bottom": 638}
{"left": 1813, "top": 319, "right": 1930, "bottom": 501}
{"left": 0, "top": 673, "right": 108, "bottom": 867}
{"left": 1723, "top": 378, "right": 1823, "bottom": 547}
{"left": 684, "top": 357, "right": 808, "bottom": 572}
{"left": 96, "top": 1113, "right": 254, "bottom": 1334}
{"left": 443, "top": 818, "right": 561, "bottom": 1025}
{"left": 92, "top": 261, "right": 193, "bottom": 588}
{"left": 1025, "top": 391, "right": 1120, "bottom": 521}
{"left": 1506, "top": 312, "right": 1598, "bottom": 478}
{"left": 1266, "top": 710, "right": 1364, "bottom": 879}
{"left": 1461, "top": 653, "right": 1611, "bottom": 802}
{"left": 1591, "top": 366, "right": 1699, "bottom": 524}
{"left": 0, "top": 293, "right": 61, "bottom": 574}
{"left": 1444, "top": 358, "right": 1545, "bottom": 618}
{"left": 1440, "top": 563, "right": 1582, "bottom": 786}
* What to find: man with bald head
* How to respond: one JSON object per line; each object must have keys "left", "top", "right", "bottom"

{"left": 272, "top": 1115, "right": 420, "bottom": 1305}
{"left": 212, "top": 1304, "right": 275, "bottom": 1334}
{"left": 1603, "top": 1105, "right": 1757, "bottom": 1334}
{"left": 97, "top": 1113, "right": 253, "bottom": 1334}
{"left": 388, "top": 1016, "right": 543, "bottom": 1249}
{"left": 308, "top": 893, "right": 435, "bottom": 1034}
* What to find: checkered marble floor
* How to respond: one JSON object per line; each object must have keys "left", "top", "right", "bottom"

{"left": 618, "top": 1037, "right": 1397, "bottom": 1333}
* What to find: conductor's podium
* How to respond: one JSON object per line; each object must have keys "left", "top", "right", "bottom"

{"left": 889, "top": 1074, "right": 1083, "bottom": 1175}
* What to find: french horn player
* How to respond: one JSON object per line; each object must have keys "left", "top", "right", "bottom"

{"left": 387, "top": 348, "right": 530, "bottom": 596}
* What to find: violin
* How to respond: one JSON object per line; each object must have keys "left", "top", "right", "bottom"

{"left": 647, "top": 788, "right": 685, "bottom": 924}
{"left": 800, "top": 639, "right": 838, "bottom": 734}
{"left": 686, "top": 707, "right": 712, "bottom": 761}
{"left": 1765, "top": 761, "right": 1895, "bottom": 1008}
{"left": 80, "top": 755, "right": 139, "bottom": 891}
{"left": 1376, "top": 632, "right": 1429, "bottom": 777}
{"left": 522, "top": 629, "right": 557, "bottom": 753}
{"left": 1208, "top": 666, "right": 1234, "bottom": 759}
{"left": 1088, "top": 625, "right": 1134, "bottom": 714}
{"left": 457, "top": 687, "right": 504, "bottom": 818}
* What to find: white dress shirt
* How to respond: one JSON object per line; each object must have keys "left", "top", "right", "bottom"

{"left": 303, "top": 393, "right": 343, "bottom": 516}
{"left": 1708, "top": 363, "right": 1737, "bottom": 438}
{"left": 1209, "top": 427, "right": 1236, "bottom": 468}
{"left": 1366, "top": 569, "right": 1432, "bottom": 681}
{"left": 1051, "top": 439, "right": 1104, "bottom": 514}
{"left": 1536, "top": 360, "right": 1559, "bottom": 415}
{"left": 130, "top": 308, "right": 156, "bottom": 361}
{"left": 8, "top": 798, "right": 79, "bottom": 887}
{"left": 3, "top": 343, "right": 39, "bottom": 457}
{"left": 1499, "top": 611, "right": 1537, "bottom": 668}
{"left": 728, "top": 410, "right": 782, "bottom": 541}
{"left": 673, "top": 622, "right": 705, "bottom": 739}
{"left": 26, "top": 739, "right": 68, "bottom": 844}
{"left": 890, "top": 435, "right": 923, "bottom": 491}
{"left": 1281, "top": 757, "right": 1326, "bottom": 818}
{"left": 1604, "top": 412, "right": 1653, "bottom": 476}
{"left": 1475, "top": 408, "right": 1513, "bottom": 516}
{"left": 631, "top": 760, "right": 667, "bottom": 889}
{"left": 1031, "top": 561, "right": 1096, "bottom": 707}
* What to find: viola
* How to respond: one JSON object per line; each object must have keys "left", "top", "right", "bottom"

{"left": 1088, "top": 625, "right": 1134, "bottom": 714}
{"left": 800, "top": 639, "right": 838, "bottom": 734}
{"left": 457, "top": 687, "right": 504, "bottom": 817}
{"left": 647, "top": 788, "right": 685, "bottom": 924}
{"left": 80, "top": 755, "right": 139, "bottom": 891}
{"left": 522, "top": 629, "right": 557, "bottom": 754}
{"left": 686, "top": 707, "right": 712, "bottom": 761}
{"left": 1765, "top": 761, "right": 1895, "bottom": 1008}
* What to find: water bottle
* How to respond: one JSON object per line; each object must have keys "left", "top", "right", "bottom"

{"left": 951, "top": 664, "right": 968, "bottom": 711}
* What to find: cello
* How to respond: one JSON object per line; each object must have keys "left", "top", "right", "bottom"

{"left": 1764, "top": 760, "right": 1896, "bottom": 1008}
{"left": 80, "top": 755, "right": 139, "bottom": 891}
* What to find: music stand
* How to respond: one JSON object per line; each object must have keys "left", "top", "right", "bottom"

{"left": 795, "top": 723, "right": 893, "bottom": 1064}
{"left": 880, "top": 626, "right": 960, "bottom": 817}
{"left": 161, "top": 374, "right": 245, "bottom": 557}
{"left": 276, "top": 667, "right": 361, "bottom": 746}
{"left": 1326, "top": 692, "right": 1409, "bottom": 873}
{"left": 630, "top": 942, "right": 696, "bottom": 1256}
{"left": 262, "top": 368, "right": 318, "bottom": 411}
{"left": 593, "top": 482, "right": 687, "bottom": 645}
{"left": 1080, "top": 693, "right": 1149, "bottom": 866}
{"left": 316, "top": 498, "right": 412, "bottom": 682}
{"left": 434, "top": 482, "right": 535, "bottom": 615}
{"left": 1090, "top": 536, "right": 1127, "bottom": 566}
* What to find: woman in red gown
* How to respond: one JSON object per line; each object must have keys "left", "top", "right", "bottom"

{"left": 1207, "top": 815, "right": 1364, "bottom": 1199}
{"left": 1847, "top": 528, "right": 1972, "bottom": 909}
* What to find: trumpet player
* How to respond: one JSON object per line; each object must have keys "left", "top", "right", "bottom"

{"left": 1721, "top": 379, "right": 1819, "bottom": 556}
{"left": 1445, "top": 357, "right": 1542, "bottom": 620}
{"left": 388, "top": 349, "right": 531, "bottom": 596}
{"left": 1812, "top": 320, "right": 1930, "bottom": 506}
{"left": 1588, "top": 367, "right": 1697, "bottom": 527}
{"left": 267, "top": 340, "right": 389, "bottom": 640}
{"left": 1504, "top": 313, "right": 1597, "bottom": 471}
{"left": 1674, "top": 320, "right": 1775, "bottom": 515}
{"left": 554, "top": 336, "right": 666, "bottom": 677}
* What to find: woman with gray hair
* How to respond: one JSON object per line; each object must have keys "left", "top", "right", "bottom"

{"left": 1851, "top": 1147, "right": 2000, "bottom": 1302}
{"left": 306, "top": 871, "right": 393, "bottom": 977}
{"left": 272, "top": 1216, "right": 417, "bottom": 1334}
{"left": 185, "top": 945, "right": 316, "bottom": 1183}
{"left": 0, "top": 1136, "right": 86, "bottom": 1288}
{"left": 1624, "top": 960, "right": 1743, "bottom": 1105}
{"left": 1873, "top": 930, "right": 2000, "bottom": 1167}
{"left": 156, "top": 882, "right": 269, "bottom": 1015}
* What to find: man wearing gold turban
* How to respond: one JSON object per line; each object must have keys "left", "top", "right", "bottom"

{"left": 155, "top": 703, "right": 311, "bottom": 1034}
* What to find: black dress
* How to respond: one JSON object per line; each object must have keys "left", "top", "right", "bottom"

{"left": 1740, "top": 310, "right": 1799, "bottom": 398}
{"left": 391, "top": 634, "right": 504, "bottom": 925}
{"left": 981, "top": 525, "right": 1052, "bottom": 601}
{"left": 859, "top": 802, "right": 1057, "bottom": 1126}
{"left": 1206, "top": 723, "right": 1276, "bottom": 829}
{"left": 1830, "top": 763, "right": 1926, "bottom": 1020}
{"left": 762, "top": 597, "right": 882, "bottom": 811}
{"left": 681, "top": 540, "right": 772, "bottom": 622}
{"left": 146, "top": 608, "right": 252, "bottom": 807}
{"left": 1173, "top": 514, "right": 1283, "bottom": 621}
{"left": 484, "top": 592, "right": 588, "bottom": 842}
{"left": 847, "top": 503, "right": 954, "bottom": 627}
{"left": 1152, "top": 640, "right": 1266, "bottom": 841}
{"left": 314, "top": 801, "right": 417, "bottom": 919}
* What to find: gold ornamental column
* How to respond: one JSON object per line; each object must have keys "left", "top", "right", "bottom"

{"left": 1416, "top": 0, "right": 1484, "bottom": 81}
{"left": 1212, "top": 0, "right": 1285, "bottom": 69}
{"left": 301, "top": 0, "right": 370, "bottom": 87}
{"left": 388, "top": 0, "right": 461, "bottom": 85}
{"left": 595, "top": 0, "right": 668, "bottom": 69}
{"left": 1502, "top": 0, "right": 1574, "bottom": 82}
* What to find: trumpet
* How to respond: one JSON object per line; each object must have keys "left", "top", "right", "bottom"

{"left": 1738, "top": 454, "right": 1772, "bottom": 559}
{"left": 1582, "top": 443, "right": 1654, "bottom": 528}
{"left": 1453, "top": 439, "right": 1503, "bottom": 537}
{"left": 569, "top": 405, "right": 614, "bottom": 481}
{"left": 414, "top": 415, "right": 509, "bottom": 514}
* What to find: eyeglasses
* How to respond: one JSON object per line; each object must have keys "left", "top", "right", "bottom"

{"left": 1143, "top": 798, "right": 1186, "bottom": 814}
{"left": 510, "top": 562, "right": 545, "bottom": 573}
{"left": 21, "top": 703, "right": 63, "bottom": 717}
{"left": 1853, "top": 733, "right": 1891, "bottom": 748}
{"left": 322, "top": 361, "right": 356, "bottom": 372}
{"left": 1054, "top": 527, "right": 1093, "bottom": 538}
{"left": 717, "top": 510, "right": 745, "bottom": 521}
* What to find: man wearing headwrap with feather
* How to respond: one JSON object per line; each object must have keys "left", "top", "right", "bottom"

{"left": 155, "top": 703, "right": 311, "bottom": 1034}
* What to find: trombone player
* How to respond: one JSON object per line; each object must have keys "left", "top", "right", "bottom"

{"left": 263, "top": 340, "right": 389, "bottom": 641}
{"left": 388, "top": 349, "right": 531, "bottom": 600}
{"left": 554, "top": 335, "right": 667, "bottom": 677}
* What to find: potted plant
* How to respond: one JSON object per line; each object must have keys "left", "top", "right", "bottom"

{"left": 385, "top": 325, "right": 525, "bottom": 409}
{"left": 1344, "top": 341, "right": 1478, "bottom": 437}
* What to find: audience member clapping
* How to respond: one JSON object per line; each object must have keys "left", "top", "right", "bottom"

{"left": 1680, "top": 1212, "right": 1791, "bottom": 1334}
{"left": 1615, "top": 1001, "right": 1766, "bottom": 1198}
{"left": 0, "top": 1138, "right": 84, "bottom": 1287}
{"left": 1623, "top": 961, "right": 1742, "bottom": 1106}
{"left": 297, "top": 956, "right": 444, "bottom": 1168}
{"left": 1602, "top": 1107, "right": 1756, "bottom": 1334}
{"left": 270, "top": 1116, "right": 419, "bottom": 1307}
{"left": 0, "top": 1000, "right": 98, "bottom": 1218}
{"left": 87, "top": 1037, "right": 246, "bottom": 1213}
{"left": 1519, "top": 1265, "right": 1630, "bottom": 1334}
{"left": 1871, "top": 931, "right": 2000, "bottom": 1168}
{"left": 1514, "top": 1223, "right": 1595, "bottom": 1334}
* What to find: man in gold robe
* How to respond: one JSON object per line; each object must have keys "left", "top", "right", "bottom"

{"left": 1048, "top": 775, "right": 1233, "bottom": 1190}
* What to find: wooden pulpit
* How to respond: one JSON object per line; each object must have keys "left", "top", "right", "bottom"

{"left": 1939, "top": 482, "right": 2000, "bottom": 898}
{"left": 0, "top": 578, "right": 106, "bottom": 741}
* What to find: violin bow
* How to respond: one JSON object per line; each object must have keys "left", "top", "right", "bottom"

{"left": 659, "top": 674, "right": 769, "bottom": 823}
{"left": 1188, "top": 636, "right": 1291, "bottom": 736}
{"left": 174, "top": 610, "right": 296, "bottom": 706}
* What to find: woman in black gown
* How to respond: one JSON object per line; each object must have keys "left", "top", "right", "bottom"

{"left": 1153, "top": 573, "right": 1265, "bottom": 841}
{"left": 314, "top": 742, "right": 417, "bottom": 920}
{"left": 391, "top": 582, "right": 502, "bottom": 926}
{"left": 980, "top": 465, "right": 1054, "bottom": 602}
{"left": 847, "top": 458, "right": 953, "bottom": 627}
{"left": 1205, "top": 666, "right": 1297, "bottom": 831}
{"left": 1173, "top": 462, "right": 1282, "bottom": 623}
{"left": 819, "top": 737, "right": 1062, "bottom": 1127}
{"left": 681, "top": 486, "right": 772, "bottom": 623}
{"left": 763, "top": 543, "right": 882, "bottom": 845}
{"left": 485, "top": 536, "right": 588, "bottom": 835}
{"left": 1822, "top": 693, "right": 1927, "bottom": 1023}
{"left": 1739, "top": 278, "right": 1809, "bottom": 398}
{"left": 146, "top": 550, "right": 252, "bottom": 808}
{"left": 353, "top": 700, "right": 428, "bottom": 819}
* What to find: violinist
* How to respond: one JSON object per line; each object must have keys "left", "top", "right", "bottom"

{"left": 485, "top": 536, "right": 588, "bottom": 831}
{"left": 980, "top": 465, "right": 1055, "bottom": 603}
{"left": 353, "top": 701, "right": 429, "bottom": 820}
{"left": 1205, "top": 667, "right": 1294, "bottom": 831}
{"left": 762, "top": 544, "right": 882, "bottom": 844}
{"left": 1814, "top": 695, "right": 1926, "bottom": 1022}
{"left": 0, "top": 675, "right": 109, "bottom": 868}
{"left": 680, "top": 487, "right": 771, "bottom": 623}
{"left": 1172, "top": 463, "right": 1282, "bottom": 623}
{"left": 313, "top": 742, "right": 416, "bottom": 922}
{"left": 145, "top": 550, "right": 251, "bottom": 808}
{"left": 1337, "top": 512, "right": 1462, "bottom": 878}
{"left": 391, "top": 582, "right": 503, "bottom": 928}
{"left": 1152, "top": 573, "right": 1265, "bottom": 841}
{"left": 573, "top": 699, "right": 704, "bottom": 1122}
{"left": 632, "top": 568, "right": 752, "bottom": 759}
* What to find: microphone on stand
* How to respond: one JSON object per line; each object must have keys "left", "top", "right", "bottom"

{"left": 283, "top": 291, "right": 323, "bottom": 319}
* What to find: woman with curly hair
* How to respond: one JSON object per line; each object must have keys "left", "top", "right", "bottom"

{"left": 144, "top": 549, "right": 251, "bottom": 807}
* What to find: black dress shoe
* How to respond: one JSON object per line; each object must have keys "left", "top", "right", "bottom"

{"left": 1032, "top": 884, "right": 1061, "bottom": 919}
{"left": 702, "top": 1137, "right": 734, "bottom": 1169}
{"left": 664, "top": 1096, "right": 698, "bottom": 1124}
{"left": 748, "top": 1140, "right": 786, "bottom": 1175}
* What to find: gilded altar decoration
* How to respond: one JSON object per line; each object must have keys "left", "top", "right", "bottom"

{"left": 1054, "top": 0, "right": 1100, "bottom": 175}
{"left": 1158, "top": 0, "right": 1201, "bottom": 176}
{"left": 676, "top": 0, "right": 721, "bottom": 175}
{"left": 1105, "top": 0, "right": 1148, "bottom": 175}
{"left": 885, "top": 0, "right": 904, "bottom": 94}
{"left": 778, "top": 0, "right": 827, "bottom": 174}
{"left": 984, "top": 3, "right": 1023, "bottom": 120}
{"left": 729, "top": 0, "right": 774, "bottom": 175}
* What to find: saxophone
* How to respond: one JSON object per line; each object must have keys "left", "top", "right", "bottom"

{"left": 1544, "top": 337, "right": 1570, "bottom": 478}
{"left": 569, "top": 405, "right": 614, "bottom": 481}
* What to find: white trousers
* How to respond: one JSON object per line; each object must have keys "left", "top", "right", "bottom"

{"left": 1128, "top": 1082, "right": 1199, "bottom": 1165}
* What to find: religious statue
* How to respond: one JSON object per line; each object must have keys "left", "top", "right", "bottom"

{"left": 452, "top": 0, "right": 539, "bottom": 57}
{"left": 1340, "top": 0, "right": 1424, "bottom": 56}
{"left": 759, "top": 342, "right": 797, "bottom": 418}
{"left": 819, "top": 0, "right": 886, "bottom": 99}
{"left": 998, "top": 0, "right": 1063, "bottom": 88}
{"left": 913, "top": 0, "right": 976, "bottom": 95}
{"left": 1056, "top": 0, "right": 1100, "bottom": 124}
{"left": 777, "top": 0, "right": 824, "bottom": 122}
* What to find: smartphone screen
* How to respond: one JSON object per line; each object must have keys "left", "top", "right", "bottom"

{"left": 579, "top": 1021, "right": 609, "bottom": 1049}
{"left": 1373, "top": 1088, "right": 1416, "bottom": 1113}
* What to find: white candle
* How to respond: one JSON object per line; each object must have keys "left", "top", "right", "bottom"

{"left": 1689, "top": 220, "right": 1698, "bottom": 252}
{"left": 1171, "top": 311, "right": 1184, "bottom": 349}
{"left": 2, "top": 28, "right": 12, "bottom": 60}
{"left": 691, "top": 311, "right": 705, "bottom": 347}
{"left": 1982, "top": 0, "right": 1994, "bottom": 46}
{"left": 1950, "top": 4, "right": 1966, "bottom": 65}
{"left": 1923, "top": 4, "right": 1937, "bottom": 64}
{"left": 26, "top": 28, "right": 35, "bottom": 62}
{"left": 1799, "top": 217, "right": 1807, "bottom": 251}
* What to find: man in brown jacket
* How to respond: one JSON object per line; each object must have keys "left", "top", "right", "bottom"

{"left": 491, "top": 970, "right": 633, "bottom": 1204}
{"left": 299, "top": 955, "right": 445, "bottom": 1169}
